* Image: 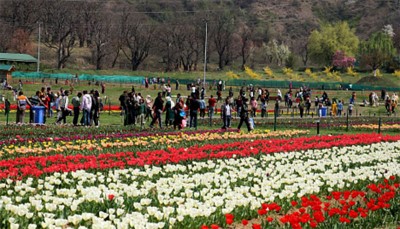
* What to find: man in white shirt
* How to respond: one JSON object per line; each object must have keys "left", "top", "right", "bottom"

{"left": 80, "top": 90, "right": 92, "bottom": 126}
{"left": 221, "top": 99, "right": 232, "bottom": 129}
{"left": 56, "top": 90, "right": 71, "bottom": 125}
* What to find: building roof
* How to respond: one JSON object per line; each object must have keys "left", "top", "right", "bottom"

{"left": 0, "top": 65, "right": 15, "bottom": 71}
{"left": 0, "top": 53, "right": 37, "bottom": 63}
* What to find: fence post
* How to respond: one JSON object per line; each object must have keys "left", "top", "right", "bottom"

{"left": 378, "top": 117, "right": 381, "bottom": 134}
{"left": 346, "top": 111, "right": 349, "bottom": 132}
{"left": 108, "top": 99, "right": 111, "bottom": 115}
{"left": 274, "top": 110, "right": 277, "bottom": 131}
{"left": 316, "top": 119, "right": 320, "bottom": 135}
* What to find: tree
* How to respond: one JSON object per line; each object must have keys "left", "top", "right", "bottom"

{"left": 264, "top": 39, "right": 291, "bottom": 67}
{"left": 359, "top": 32, "right": 397, "bottom": 76}
{"left": 75, "top": 1, "right": 104, "bottom": 48}
{"left": 0, "top": 19, "right": 11, "bottom": 52}
{"left": 0, "top": 0, "right": 43, "bottom": 34}
{"left": 157, "top": 25, "right": 180, "bottom": 71}
{"left": 332, "top": 50, "right": 356, "bottom": 69}
{"left": 308, "top": 21, "right": 359, "bottom": 65}
{"left": 122, "top": 14, "right": 154, "bottom": 71}
{"left": 110, "top": 8, "right": 129, "bottom": 69}
{"left": 210, "top": 10, "right": 236, "bottom": 70}
{"left": 236, "top": 21, "right": 255, "bottom": 70}
{"left": 9, "top": 28, "right": 32, "bottom": 54}
{"left": 41, "top": 1, "right": 78, "bottom": 69}
{"left": 90, "top": 14, "right": 114, "bottom": 70}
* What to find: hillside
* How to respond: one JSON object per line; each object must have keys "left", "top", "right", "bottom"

{"left": 1, "top": 0, "right": 399, "bottom": 71}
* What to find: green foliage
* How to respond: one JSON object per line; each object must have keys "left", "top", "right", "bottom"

{"left": 358, "top": 32, "right": 397, "bottom": 71}
{"left": 285, "top": 53, "right": 297, "bottom": 69}
{"left": 308, "top": 21, "right": 359, "bottom": 65}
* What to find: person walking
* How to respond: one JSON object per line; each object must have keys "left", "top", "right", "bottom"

{"left": 125, "top": 92, "right": 136, "bottom": 125}
{"left": 92, "top": 90, "right": 100, "bottom": 127}
{"left": 56, "top": 90, "right": 71, "bottom": 125}
{"left": 337, "top": 100, "right": 343, "bottom": 116}
{"left": 80, "top": 90, "right": 92, "bottom": 126}
{"left": 189, "top": 95, "right": 200, "bottom": 129}
{"left": 208, "top": 95, "right": 216, "bottom": 126}
{"left": 199, "top": 98, "right": 206, "bottom": 120}
{"left": 150, "top": 92, "right": 164, "bottom": 129}
{"left": 16, "top": 91, "right": 31, "bottom": 124}
{"left": 164, "top": 96, "right": 174, "bottom": 127}
{"left": 173, "top": 97, "right": 185, "bottom": 130}
{"left": 71, "top": 92, "right": 82, "bottom": 126}
{"left": 298, "top": 99, "right": 305, "bottom": 118}
{"left": 138, "top": 98, "right": 146, "bottom": 128}
{"left": 221, "top": 98, "right": 233, "bottom": 129}
{"left": 250, "top": 97, "right": 258, "bottom": 117}
{"left": 237, "top": 95, "right": 252, "bottom": 132}
{"left": 145, "top": 95, "right": 153, "bottom": 122}
{"left": 331, "top": 101, "right": 337, "bottom": 117}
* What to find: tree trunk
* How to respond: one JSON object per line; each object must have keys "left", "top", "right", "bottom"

{"left": 111, "top": 49, "right": 120, "bottom": 68}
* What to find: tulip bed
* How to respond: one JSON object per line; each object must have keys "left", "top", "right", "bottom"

{"left": 0, "top": 130, "right": 399, "bottom": 229}
{"left": 0, "top": 129, "right": 308, "bottom": 159}
{"left": 348, "top": 124, "right": 400, "bottom": 131}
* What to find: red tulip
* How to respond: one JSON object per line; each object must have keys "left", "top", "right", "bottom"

{"left": 291, "top": 200, "right": 298, "bottom": 207}
{"left": 210, "top": 224, "right": 219, "bottom": 229}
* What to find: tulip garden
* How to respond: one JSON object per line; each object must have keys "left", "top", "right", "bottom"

{"left": 0, "top": 125, "right": 399, "bottom": 229}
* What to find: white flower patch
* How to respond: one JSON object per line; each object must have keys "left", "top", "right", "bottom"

{"left": 0, "top": 141, "right": 399, "bottom": 228}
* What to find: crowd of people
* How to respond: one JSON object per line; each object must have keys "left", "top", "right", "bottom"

{"left": 15, "top": 86, "right": 103, "bottom": 127}
{"left": 12, "top": 79, "right": 399, "bottom": 129}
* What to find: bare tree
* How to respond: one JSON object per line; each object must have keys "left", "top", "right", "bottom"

{"left": 210, "top": 11, "right": 236, "bottom": 70}
{"left": 122, "top": 14, "right": 154, "bottom": 71}
{"left": 41, "top": 1, "right": 78, "bottom": 69}
{"left": 75, "top": 1, "right": 104, "bottom": 48}
{"left": 175, "top": 24, "right": 201, "bottom": 71}
{"left": 236, "top": 22, "right": 255, "bottom": 70}
{"left": 0, "top": 19, "right": 11, "bottom": 52}
{"left": 91, "top": 15, "right": 114, "bottom": 70}
{"left": 109, "top": 9, "right": 130, "bottom": 69}
{"left": 157, "top": 25, "right": 180, "bottom": 71}
{"left": 0, "top": 0, "right": 43, "bottom": 34}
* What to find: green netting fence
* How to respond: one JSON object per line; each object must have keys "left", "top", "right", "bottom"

{"left": 11, "top": 72, "right": 145, "bottom": 84}
{"left": 11, "top": 72, "right": 399, "bottom": 91}
{"left": 176, "top": 78, "right": 399, "bottom": 92}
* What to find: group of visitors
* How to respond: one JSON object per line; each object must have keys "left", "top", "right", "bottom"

{"left": 15, "top": 86, "right": 102, "bottom": 127}
{"left": 11, "top": 78, "right": 398, "bottom": 128}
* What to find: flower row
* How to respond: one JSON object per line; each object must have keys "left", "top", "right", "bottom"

{"left": 0, "top": 133, "right": 398, "bottom": 180}
{"left": 0, "top": 140, "right": 399, "bottom": 228}
{"left": 349, "top": 124, "right": 400, "bottom": 130}
{"left": 0, "top": 129, "right": 239, "bottom": 147}
{"left": 205, "top": 177, "right": 399, "bottom": 229}
{"left": 0, "top": 130, "right": 309, "bottom": 159}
